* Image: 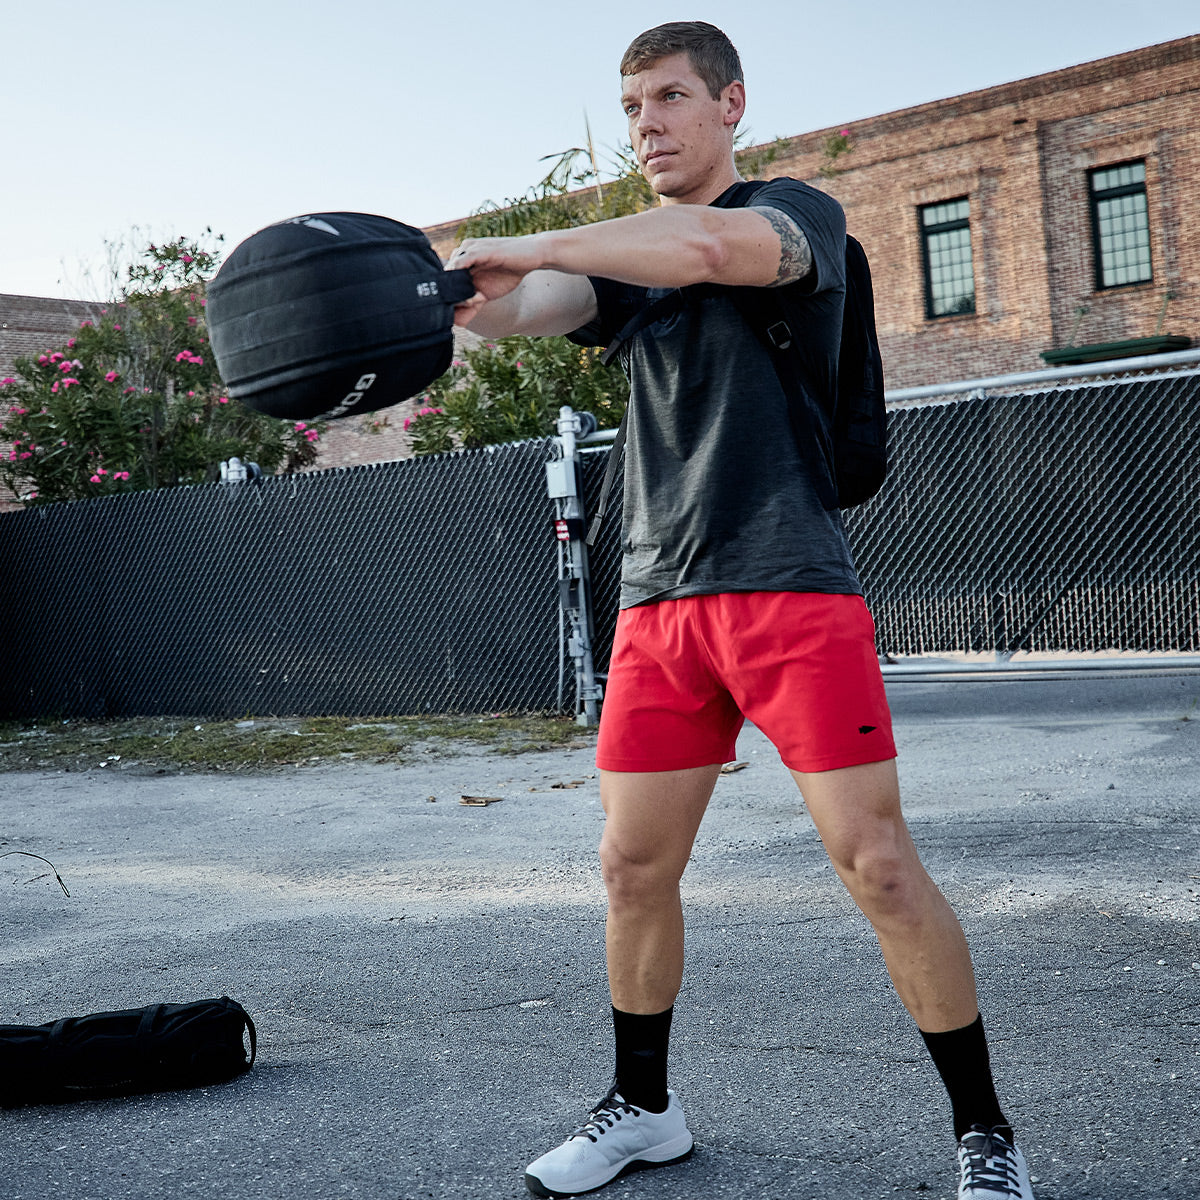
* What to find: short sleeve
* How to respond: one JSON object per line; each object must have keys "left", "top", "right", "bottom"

{"left": 750, "top": 179, "right": 846, "bottom": 297}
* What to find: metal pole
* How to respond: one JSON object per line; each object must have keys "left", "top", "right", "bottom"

{"left": 547, "top": 406, "right": 603, "bottom": 726}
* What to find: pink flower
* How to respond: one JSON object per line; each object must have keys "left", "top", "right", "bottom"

{"left": 7, "top": 451, "right": 15, "bottom": 461}
{"left": 19, "top": 451, "right": 31, "bottom": 459}
{"left": 113, "top": 324, "right": 122, "bottom": 331}
{"left": 61, "top": 378, "right": 81, "bottom": 388}
{"left": 50, "top": 382, "right": 59, "bottom": 394}
{"left": 305, "top": 429, "right": 319, "bottom": 443}
{"left": 187, "top": 390, "right": 195, "bottom": 397}
{"left": 105, "top": 370, "right": 119, "bottom": 382}
{"left": 187, "top": 316, "right": 197, "bottom": 325}
{"left": 50, "top": 352, "right": 64, "bottom": 363}
{"left": 124, "top": 387, "right": 136, "bottom": 394}
{"left": 37, "top": 355, "right": 48, "bottom": 364}
{"left": 113, "top": 471, "right": 130, "bottom": 481}
{"left": 840, "top": 128, "right": 850, "bottom": 137}
{"left": 199, "top": 298, "right": 207, "bottom": 307}
{"left": 182, "top": 255, "right": 194, "bottom": 264}
{"left": 59, "top": 361, "right": 73, "bottom": 372}
{"left": 294, "top": 421, "right": 307, "bottom": 431}
{"left": 89, "top": 474, "right": 102, "bottom": 483}
{"left": 0, "top": 377, "right": 15, "bottom": 386}
{"left": 80, "top": 320, "right": 93, "bottom": 328}
{"left": 217, "top": 396, "right": 229, "bottom": 404}
{"left": 67, "top": 338, "right": 76, "bottom": 348}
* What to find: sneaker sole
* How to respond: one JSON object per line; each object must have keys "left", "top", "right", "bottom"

{"left": 524, "top": 1138, "right": 695, "bottom": 1198}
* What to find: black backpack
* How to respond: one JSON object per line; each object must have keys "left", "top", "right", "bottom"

{"left": 587, "top": 184, "right": 887, "bottom": 545}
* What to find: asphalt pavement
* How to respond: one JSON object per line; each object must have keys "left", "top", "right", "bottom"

{"left": 2, "top": 673, "right": 1198, "bottom": 1200}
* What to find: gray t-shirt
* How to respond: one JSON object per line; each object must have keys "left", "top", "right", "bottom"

{"left": 571, "top": 178, "right": 861, "bottom": 608}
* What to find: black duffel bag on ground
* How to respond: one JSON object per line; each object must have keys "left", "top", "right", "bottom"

{"left": 0, "top": 996, "right": 256, "bottom": 1106}
{"left": 207, "top": 211, "right": 476, "bottom": 422}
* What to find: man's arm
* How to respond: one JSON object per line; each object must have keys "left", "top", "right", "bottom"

{"left": 448, "top": 202, "right": 813, "bottom": 336}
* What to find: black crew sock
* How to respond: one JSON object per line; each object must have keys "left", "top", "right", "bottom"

{"left": 920, "top": 1013, "right": 1012, "bottom": 1142}
{"left": 612, "top": 1005, "right": 673, "bottom": 1113}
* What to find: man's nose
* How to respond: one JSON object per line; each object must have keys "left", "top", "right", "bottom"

{"left": 635, "top": 102, "right": 663, "bottom": 135}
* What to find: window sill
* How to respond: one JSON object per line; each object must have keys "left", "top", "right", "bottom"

{"left": 1040, "top": 335, "right": 1191, "bottom": 366}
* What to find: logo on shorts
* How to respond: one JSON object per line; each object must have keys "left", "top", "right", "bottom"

{"left": 858, "top": 725, "right": 878, "bottom": 734}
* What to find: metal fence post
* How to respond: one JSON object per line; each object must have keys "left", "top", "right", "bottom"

{"left": 547, "top": 406, "right": 603, "bottom": 726}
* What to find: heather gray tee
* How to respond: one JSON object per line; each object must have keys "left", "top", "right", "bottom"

{"left": 571, "top": 178, "right": 861, "bottom": 609}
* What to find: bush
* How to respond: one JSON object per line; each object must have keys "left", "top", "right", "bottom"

{"left": 405, "top": 335, "right": 628, "bottom": 455}
{"left": 0, "top": 234, "right": 323, "bottom": 505}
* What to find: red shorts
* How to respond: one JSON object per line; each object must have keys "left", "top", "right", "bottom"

{"left": 596, "top": 592, "right": 896, "bottom": 774}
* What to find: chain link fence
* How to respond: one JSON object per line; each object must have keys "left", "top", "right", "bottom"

{"left": 0, "top": 441, "right": 562, "bottom": 720}
{"left": 1, "top": 358, "right": 1196, "bottom": 721}
{"left": 580, "top": 359, "right": 1200, "bottom": 679}
{"left": 855, "top": 362, "right": 1199, "bottom": 661}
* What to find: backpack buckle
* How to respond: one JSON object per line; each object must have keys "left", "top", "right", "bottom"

{"left": 766, "top": 320, "right": 793, "bottom": 350}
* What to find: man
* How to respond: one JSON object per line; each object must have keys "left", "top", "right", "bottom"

{"left": 448, "top": 21, "right": 1035, "bottom": 1200}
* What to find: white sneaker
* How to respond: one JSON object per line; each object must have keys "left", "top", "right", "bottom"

{"left": 524, "top": 1087, "right": 693, "bottom": 1198}
{"left": 957, "top": 1126, "right": 1035, "bottom": 1200}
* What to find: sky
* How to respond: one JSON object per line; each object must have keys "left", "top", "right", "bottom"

{"left": 4, "top": 1, "right": 1196, "bottom": 300}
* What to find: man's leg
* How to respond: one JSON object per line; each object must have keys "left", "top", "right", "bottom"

{"left": 791, "top": 758, "right": 976, "bottom": 1031}
{"left": 523, "top": 765, "right": 716, "bottom": 1198}
{"left": 599, "top": 764, "right": 721, "bottom": 1015}
{"left": 794, "top": 758, "right": 1033, "bottom": 1199}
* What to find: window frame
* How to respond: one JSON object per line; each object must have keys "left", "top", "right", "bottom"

{"left": 1088, "top": 159, "right": 1152, "bottom": 291}
{"left": 919, "top": 196, "right": 977, "bottom": 320}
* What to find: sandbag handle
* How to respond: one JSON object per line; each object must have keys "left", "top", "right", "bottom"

{"left": 441, "top": 267, "right": 476, "bottom": 306}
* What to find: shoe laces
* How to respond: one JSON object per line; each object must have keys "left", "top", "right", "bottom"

{"left": 958, "top": 1126, "right": 1023, "bottom": 1198}
{"left": 570, "top": 1086, "right": 642, "bottom": 1144}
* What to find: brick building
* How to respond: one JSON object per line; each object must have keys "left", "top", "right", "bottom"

{"left": 428, "top": 34, "right": 1199, "bottom": 391}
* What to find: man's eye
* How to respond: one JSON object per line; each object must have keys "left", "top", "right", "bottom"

{"left": 624, "top": 104, "right": 639, "bottom": 116}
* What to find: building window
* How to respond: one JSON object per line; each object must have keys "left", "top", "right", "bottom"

{"left": 920, "top": 198, "right": 976, "bottom": 318}
{"left": 1089, "top": 160, "right": 1152, "bottom": 289}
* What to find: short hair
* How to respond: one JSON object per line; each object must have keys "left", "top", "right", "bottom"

{"left": 620, "top": 21, "right": 743, "bottom": 100}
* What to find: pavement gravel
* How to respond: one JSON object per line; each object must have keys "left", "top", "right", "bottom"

{"left": 2, "top": 674, "right": 1198, "bottom": 1199}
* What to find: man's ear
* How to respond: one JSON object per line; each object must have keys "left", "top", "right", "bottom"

{"left": 723, "top": 80, "right": 746, "bottom": 128}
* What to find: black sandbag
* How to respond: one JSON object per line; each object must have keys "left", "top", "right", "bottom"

{"left": 207, "top": 212, "right": 474, "bottom": 421}
{"left": 0, "top": 996, "right": 256, "bottom": 1106}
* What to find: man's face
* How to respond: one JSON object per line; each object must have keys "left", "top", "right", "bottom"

{"left": 621, "top": 52, "right": 744, "bottom": 206}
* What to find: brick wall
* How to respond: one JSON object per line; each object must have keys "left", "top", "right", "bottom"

{"left": 747, "top": 36, "right": 1200, "bottom": 387}
{"left": 0, "top": 293, "right": 104, "bottom": 378}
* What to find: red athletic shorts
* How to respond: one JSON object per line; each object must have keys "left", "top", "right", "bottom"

{"left": 596, "top": 591, "right": 896, "bottom": 774}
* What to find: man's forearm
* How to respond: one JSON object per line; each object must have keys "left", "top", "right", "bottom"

{"left": 528, "top": 204, "right": 788, "bottom": 289}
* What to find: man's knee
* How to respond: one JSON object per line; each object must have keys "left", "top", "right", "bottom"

{"left": 828, "top": 829, "right": 934, "bottom": 923}
{"left": 599, "top": 830, "right": 685, "bottom": 909}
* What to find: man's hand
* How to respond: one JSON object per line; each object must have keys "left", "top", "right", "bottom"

{"left": 443, "top": 234, "right": 598, "bottom": 338}
{"left": 447, "top": 236, "right": 541, "bottom": 327}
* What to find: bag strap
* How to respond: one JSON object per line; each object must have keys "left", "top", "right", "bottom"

{"left": 720, "top": 285, "right": 839, "bottom": 509}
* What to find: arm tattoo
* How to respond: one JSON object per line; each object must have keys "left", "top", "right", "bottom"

{"left": 751, "top": 206, "right": 814, "bottom": 287}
